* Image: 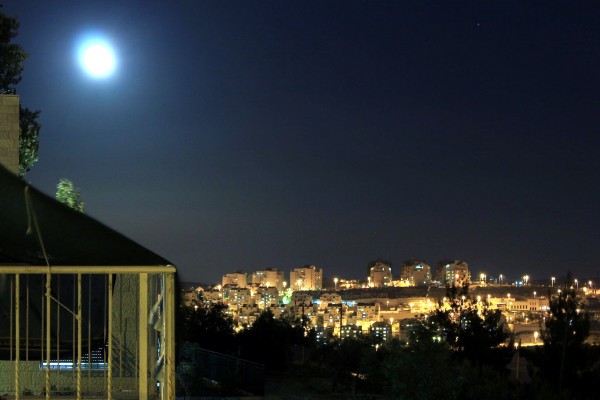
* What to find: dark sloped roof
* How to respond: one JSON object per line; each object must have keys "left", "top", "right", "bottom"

{"left": 0, "top": 164, "right": 173, "bottom": 266}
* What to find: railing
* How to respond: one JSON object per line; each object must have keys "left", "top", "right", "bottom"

{"left": 179, "top": 343, "right": 264, "bottom": 396}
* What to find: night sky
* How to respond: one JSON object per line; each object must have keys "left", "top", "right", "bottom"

{"left": 4, "top": 1, "right": 599, "bottom": 284}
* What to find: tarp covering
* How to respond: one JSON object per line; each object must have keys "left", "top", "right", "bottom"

{"left": 0, "top": 164, "right": 172, "bottom": 266}
{"left": 0, "top": 164, "right": 173, "bottom": 359}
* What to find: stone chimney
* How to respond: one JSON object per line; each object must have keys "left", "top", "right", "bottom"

{"left": 0, "top": 94, "right": 20, "bottom": 175}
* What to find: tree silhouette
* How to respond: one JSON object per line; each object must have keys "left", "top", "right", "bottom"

{"left": 236, "top": 310, "right": 305, "bottom": 370}
{"left": 0, "top": 6, "right": 26, "bottom": 90}
{"left": 1, "top": 7, "right": 41, "bottom": 176}
{"left": 429, "top": 283, "right": 512, "bottom": 369}
{"left": 178, "top": 300, "right": 235, "bottom": 354}
{"left": 537, "top": 284, "right": 591, "bottom": 393}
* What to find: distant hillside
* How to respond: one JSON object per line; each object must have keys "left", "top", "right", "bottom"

{"left": 179, "top": 281, "right": 209, "bottom": 291}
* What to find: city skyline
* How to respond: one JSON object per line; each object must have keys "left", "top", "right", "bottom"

{"left": 4, "top": 1, "right": 600, "bottom": 283}
{"left": 213, "top": 262, "right": 593, "bottom": 289}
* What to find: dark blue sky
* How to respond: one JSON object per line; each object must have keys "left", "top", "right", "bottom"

{"left": 4, "top": 1, "right": 599, "bottom": 284}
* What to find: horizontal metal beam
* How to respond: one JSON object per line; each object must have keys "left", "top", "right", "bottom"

{"left": 0, "top": 265, "right": 176, "bottom": 274}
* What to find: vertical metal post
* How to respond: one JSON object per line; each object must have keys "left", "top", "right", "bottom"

{"left": 77, "top": 274, "right": 82, "bottom": 400}
{"left": 56, "top": 277, "right": 61, "bottom": 390}
{"left": 41, "top": 292, "right": 44, "bottom": 372}
{"left": 15, "top": 274, "right": 20, "bottom": 400}
{"left": 165, "top": 273, "right": 176, "bottom": 400}
{"left": 108, "top": 274, "right": 113, "bottom": 400}
{"left": 72, "top": 277, "right": 76, "bottom": 390}
{"left": 46, "top": 273, "right": 51, "bottom": 400}
{"left": 88, "top": 276, "right": 91, "bottom": 393}
{"left": 139, "top": 273, "right": 148, "bottom": 400}
{"left": 103, "top": 276, "right": 107, "bottom": 388}
{"left": 26, "top": 276, "right": 29, "bottom": 362}
{"left": 10, "top": 277, "right": 13, "bottom": 394}
{"left": 26, "top": 277, "right": 30, "bottom": 391}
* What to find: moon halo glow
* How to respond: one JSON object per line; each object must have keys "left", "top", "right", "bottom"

{"left": 77, "top": 37, "right": 117, "bottom": 78}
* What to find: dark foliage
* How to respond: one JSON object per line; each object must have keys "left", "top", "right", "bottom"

{"left": 19, "top": 106, "right": 40, "bottom": 176}
{"left": 236, "top": 310, "right": 305, "bottom": 370}
{"left": 425, "top": 283, "right": 513, "bottom": 369}
{"left": 0, "top": 6, "right": 26, "bottom": 91}
{"left": 528, "top": 285, "right": 594, "bottom": 398}
{"left": 178, "top": 299, "right": 236, "bottom": 354}
{"left": 0, "top": 7, "right": 41, "bottom": 177}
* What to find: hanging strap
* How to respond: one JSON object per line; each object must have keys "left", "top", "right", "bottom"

{"left": 24, "top": 186, "right": 51, "bottom": 269}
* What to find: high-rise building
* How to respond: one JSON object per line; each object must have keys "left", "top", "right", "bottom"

{"left": 368, "top": 259, "right": 392, "bottom": 287}
{"left": 401, "top": 261, "right": 432, "bottom": 286}
{"left": 340, "top": 324, "right": 363, "bottom": 340}
{"left": 290, "top": 265, "right": 323, "bottom": 290}
{"left": 251, "top": 268, "right": 285, "bottom": 290}
{"left": 370, "top": 321, "right": 392, "bottom": 342}
{"left": 222, "top": 271, "right": 248, "bottom": 288}
{"left": 437, "top": 260, "right": 470, "bottom": 285}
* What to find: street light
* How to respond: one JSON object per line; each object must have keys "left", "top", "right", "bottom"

{"left": 551, "top": 276, "right": 555, "bottom": 287}
{"left": 534, "top": 331, "right": 539, "bottom": 344}
{"left": 334, "top": 277, "right": 338, "bottom": 291}
{"left": 480, "top": 273, "right": 486, "bottom": 285}
{"left": 574, "top": 278, "right": 579, "bottom": 289}
{"left": 499, "top": 274, "right": 504, "bottom": 284}
{"left": 523, "top": 275, "right": 529, "bottom": 286}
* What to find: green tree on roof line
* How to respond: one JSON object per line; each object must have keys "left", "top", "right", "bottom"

{"left": 56, "top": 178, "right": 84, "bottom": 212}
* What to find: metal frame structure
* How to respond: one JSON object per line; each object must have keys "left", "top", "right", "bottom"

{"left": 0, "top": 164, "right": 176, "bottom": 399}
{"left": 0, "top": 267, "right": 176, "bottom": 400}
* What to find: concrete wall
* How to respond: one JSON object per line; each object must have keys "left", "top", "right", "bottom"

{"left": 0, "top": 94, "right": 19, "bottom": 174}
{"left": 112, "top": 275, "right": 140, "bottom": 378}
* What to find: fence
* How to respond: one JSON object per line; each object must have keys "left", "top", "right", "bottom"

{"left": 179, "top": 344, "right": 264, "bottom": 396}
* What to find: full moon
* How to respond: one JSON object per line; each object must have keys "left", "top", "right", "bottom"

{"left": 80, "top": 42, "right": 116, "bottom": 78}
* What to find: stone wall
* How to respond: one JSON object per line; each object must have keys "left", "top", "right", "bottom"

{"left": 0, "top": 94, "right": 19, "bottom": 174}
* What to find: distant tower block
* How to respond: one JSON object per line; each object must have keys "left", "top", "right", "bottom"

{"left": 0, "top": 94, "right": 19, "bottom": 174}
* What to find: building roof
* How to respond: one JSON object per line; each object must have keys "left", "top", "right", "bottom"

{"left": 0, "top": 164, "right": 173, "bottom": 267}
